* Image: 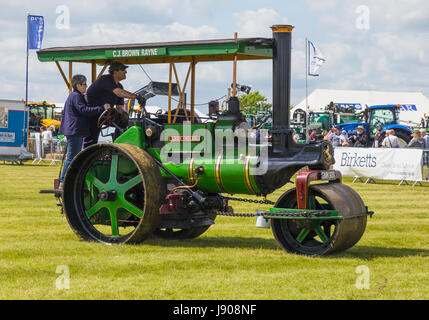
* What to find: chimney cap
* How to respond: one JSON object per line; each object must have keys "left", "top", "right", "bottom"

{"left": 271, "top": 25, "right": 294, "bottom": 33}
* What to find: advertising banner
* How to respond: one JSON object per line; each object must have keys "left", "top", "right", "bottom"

{"left": 0, "top": 132, "right": 15, "bottom": 143}
{"left": 333, "top": 147, "right": 423, "bottom": 181}
{"left": 28, "top": 15, "right": 44, "bottom": 50}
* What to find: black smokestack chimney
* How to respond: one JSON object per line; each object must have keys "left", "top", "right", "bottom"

{"left": 271, "top": 25, "right": 294, "bottom": 151}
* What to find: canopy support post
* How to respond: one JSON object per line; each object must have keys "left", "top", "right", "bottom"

{"left": 232, "top": 32, "right": 238, "bottom": 97}
{"left": 191, "top": 57, "right": 196, "bottom": 123}
{"left": 172, "top": 63, "right": 192, "bottom": 124}
{"left": 97, "top": 62, "right": 109, "bottom": 80}
{"left": 168, "top": 63, "right": 172, "bottom": 124}
{"left": 91, "top": 61, "right": 97, "bottom": 83}
{"left": 55, "top": 61, "right": 72, "bottom": 92}
{"left": 68, "top": 62, "right": 73, "bottom": 93}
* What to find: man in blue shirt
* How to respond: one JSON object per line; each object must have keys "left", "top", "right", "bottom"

{"left": 329, "top": 128, "right": 342, "bottom": 147}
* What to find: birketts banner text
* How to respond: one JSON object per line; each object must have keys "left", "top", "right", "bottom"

{"left": 333, "top": 147, "right": 423, "bottom": 181}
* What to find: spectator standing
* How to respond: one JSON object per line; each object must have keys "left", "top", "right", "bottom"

{"left": 329, "top": 128, "right": 342, "bottom": 147}
{"left": 351, "top": 126, "right": 368, "bottom": 147}
{"left": 327, "top": 128, "right": 335, "bottom": 142}
{"left": 41, "top": 126, "right": 53, "bottom": 156}
{"left": 373, "top": 127, "right": 384, "bottom": 148}
{"left": 249, "top": 127, "right": 257, "bottom": 139}
{"left": 322, "top": 130, "right": 329, "bottom": 141}
{"left": 47, "top": 126, "right": 55, "bottom": 138}
{"left": 39, "top": 126, "right": 46, "bottom": 156}
{"left": 49, "top": 125, "right": 58, "bottom": 138}
{"left": 421, "top": 130, "right": 429, "bottom": 179}
{"left": 339, "top": 130, "right": 349, "bottom": 147}
{"left": 309, "top": 129, "right": 317, "bottom": 141}
{"left": 382, "top": 129, "right": 400, "bottom": 148}
{"left": 407, "top": 130, "right": 425, "bottom": 149}
{"left": 420, "top": 129, "right": 429, "bottom": 148}
{"left": 293, "top": 130, "right": 300, "bottom": 143}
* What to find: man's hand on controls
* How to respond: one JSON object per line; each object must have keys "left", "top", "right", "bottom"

{"left": 135, "top": 94, "right": 146, "bottom": 107}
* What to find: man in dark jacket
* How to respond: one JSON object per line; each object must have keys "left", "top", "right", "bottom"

{"left": 372, "top": 127, "right": 384, "bottom": 147}
{"left": 58, "top": 74, "right": 109, "bottom": 185}
{"left": 84, "top": 62, "right": 145, "bottom": 147}
{"left": 351, "top": 125, "right": 368, "bottom": 147}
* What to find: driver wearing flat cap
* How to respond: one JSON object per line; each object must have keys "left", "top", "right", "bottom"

{"left": 84, "top": 61, "right": 145, "bottom": 147}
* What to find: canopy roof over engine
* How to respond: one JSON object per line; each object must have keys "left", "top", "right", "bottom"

{"left": 37, "top": 38, "right": 273, "bottom": 65}
{"left": 37, "top": 37, "right": 275, "bottom": 124}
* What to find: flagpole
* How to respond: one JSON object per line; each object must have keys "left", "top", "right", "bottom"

{"left": 305, "top": 37, "right": 309, "bottom": 142}
{"left": 305, "top": 37, "right": 308, "bottom": 110}
{"left": 25, "top": 12, "right": 29, "bottom": 106}
{"left": 24, "top": 12, "right": 30, "bottom": 148}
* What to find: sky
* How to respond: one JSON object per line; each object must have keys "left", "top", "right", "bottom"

{"left": 1, "top": 0, "right": 429, "bottom": 113}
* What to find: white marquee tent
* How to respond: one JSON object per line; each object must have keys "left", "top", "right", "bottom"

{"left": 293, "top": 89, "right": 429, "bottom": 126}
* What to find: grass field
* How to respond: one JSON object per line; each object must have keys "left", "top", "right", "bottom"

{"left": 1, "top": 161, "right": 429, "bottom": 300}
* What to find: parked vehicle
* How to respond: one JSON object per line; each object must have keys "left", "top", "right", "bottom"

{"left": 27, "top": 100, "right": 60, "bottom": 132}
{"left": 0, "top": 99, "right": 32, "bottom": 163}
{"left": 336, "top": 105, "right": 413, "bottom": 147}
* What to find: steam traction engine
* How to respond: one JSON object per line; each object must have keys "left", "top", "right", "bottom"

{"left": 39, "top": 25, "right": 371, "bottom": 256}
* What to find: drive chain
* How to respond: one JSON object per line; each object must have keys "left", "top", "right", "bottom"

{"left": 219, "top": 195, "right": 332, "bottom": 219}
{"left": 216, "top": 210, "right": 332, "bottom": 218}
{"left": 221, "top": 195, "right": 275, "bottom": 205}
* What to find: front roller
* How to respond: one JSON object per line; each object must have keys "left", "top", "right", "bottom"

{"left": 272, "top": 183, "right": 367, "bottom": 256}
{"left": 62, "top": 143, "right": 165, "bottom": 244}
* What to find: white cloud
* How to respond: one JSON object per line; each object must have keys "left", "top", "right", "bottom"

{"left": 369, "top": 0, "right": 429, "bottom": 31}
{"left": 165, "top": 23, "right": 219, "bottom": 40}
{"left": 196, "top": 63, "right": 227, "bottom": 83}
{"left": 373, "top": 32, "right": 426, "bottom": 63}
{"left": 232, "top": 8, "right": 287, "bottom": 37}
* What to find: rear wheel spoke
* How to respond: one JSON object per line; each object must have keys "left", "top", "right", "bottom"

{"left": 120, "top": 198, "right": 144, "bottom": 219}
{"left": 296, "top": 228, "right": 311, "bottom": 244}
{"left": 86, "top": 173, "right": 105, "bottom": 191}
{"left": 120, "top": 175, "right": 142, "bottom": 193}
{"left": 86, "top": 201, "right": 104, "bottom": 219}
{"left": 109, "top": 155, "right": 119, "bottom": 184}
{"left": 108, "top": 206, "right": 119, "bottom": 237}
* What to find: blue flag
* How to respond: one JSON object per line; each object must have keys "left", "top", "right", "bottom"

{"left": 28, "top": 15, "right": 44, "bottom": 50}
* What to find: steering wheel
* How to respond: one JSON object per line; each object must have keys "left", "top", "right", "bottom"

{"left": 97, "top": 108, "right": 119, "bottom": 130}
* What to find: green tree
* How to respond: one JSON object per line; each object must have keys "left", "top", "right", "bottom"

{"left": 238, "top": 91, "right": 272, "bottom": 114}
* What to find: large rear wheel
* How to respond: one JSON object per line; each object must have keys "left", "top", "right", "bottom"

{"left": 62, "top": 143, "right": 165, "bottom": 244}
{"left": 271, "top": 183, "right": 367, "bottom": 256}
